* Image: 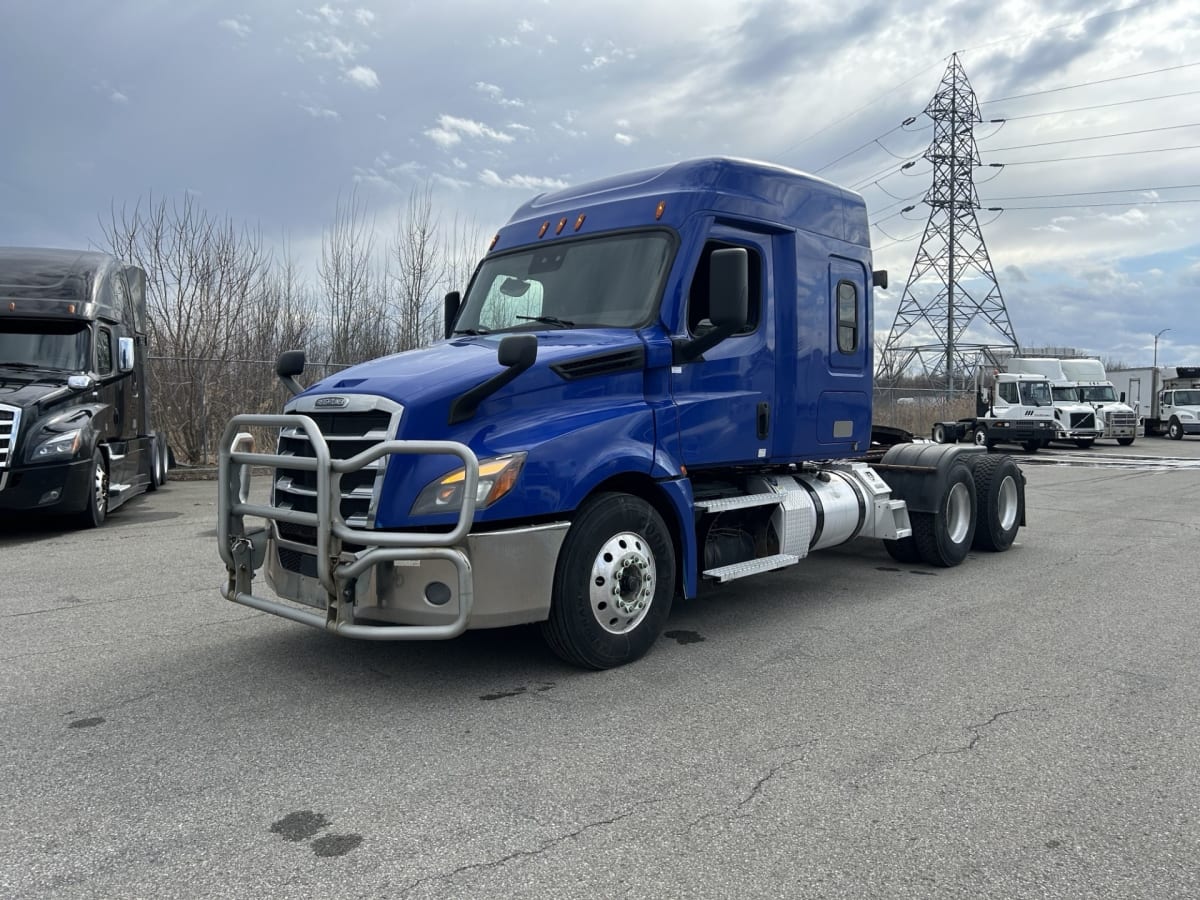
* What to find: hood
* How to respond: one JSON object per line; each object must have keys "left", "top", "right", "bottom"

{"left": 295, "top": 330, "right": 647, "bottom": 412}
{"left": 0, "top": 367, "right": 72, "bottom": 408}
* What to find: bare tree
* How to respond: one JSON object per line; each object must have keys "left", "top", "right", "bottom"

{"left": 390, "top": 182, "right": 446, "bottom": 350}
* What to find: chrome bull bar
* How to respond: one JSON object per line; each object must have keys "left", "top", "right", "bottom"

{"left": 217, "top": 414, "right": 479, "bottom": 640}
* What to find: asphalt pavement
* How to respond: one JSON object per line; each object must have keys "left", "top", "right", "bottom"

{"left": 2, "top": 437, "right": 1198, "bottom": 899}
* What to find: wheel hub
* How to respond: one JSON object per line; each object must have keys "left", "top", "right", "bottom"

{"left": 589, "top": 532, "right": 656, "bottom": 634}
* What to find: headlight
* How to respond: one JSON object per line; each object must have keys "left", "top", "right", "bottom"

{"left": 1179, "top": 411, "right": 1196, "bottom": 420}
{"left": 411, "top": 452, "right": 526, "bottom": 516}
{"left": 27, "top": 429, "right": 83, "bottom": 463}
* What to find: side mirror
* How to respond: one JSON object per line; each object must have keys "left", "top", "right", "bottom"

{"left": 444, "top": 291, "right": 461, "bottom": 339}
{"left": 872, "top": 270, "right": 889, "bottom": 289}
{"left": 1119, "top": 391, "right": 1126, "bottom": 403}
{"left": 498, "top": 334, "right": 538, "bottom": 368}
{"left": 117, "top": 336, "right": 135, "bottom": 372}
{"left": 674, "top": 247, "right": 749, "bottom": 364}
{"left": 67, "top": 374, "right": 93, "bottom": 391}
{"left": 276, "top": 349, "right": 306, "bottom": 397}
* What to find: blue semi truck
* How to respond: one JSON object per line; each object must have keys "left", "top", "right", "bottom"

{"left": 219, "top": 158, "right": 1026, "bottom": 668}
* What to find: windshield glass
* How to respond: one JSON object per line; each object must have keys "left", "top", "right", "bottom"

{"left": 1173, "top": 390, "right": 1200, "bottom": 406}
{"left": 1051, "top": 387, "right": 1077, "bottom": 402}
{"left": 1019, "top": 380, "right": 1052, "bottom": 406}
{"left": 1078, "top": 385, "right": 1116, "bottom": 402}
{"left": 455, "top": 231, "right": 675, "bottom": 333}
{"left": 0, "top": 318, "right": 90, "bottom": 371}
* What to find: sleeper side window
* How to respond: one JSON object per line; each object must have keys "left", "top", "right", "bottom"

{"left": 836, "top": 281, "right": 858, "bottom": 353}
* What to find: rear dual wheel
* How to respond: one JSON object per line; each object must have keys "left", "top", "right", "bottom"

{"left": 968, "top": 455, "right": 1022, "bottom": 552}
{"left": 885, "top": 462, "right": 978, "bottom": 568}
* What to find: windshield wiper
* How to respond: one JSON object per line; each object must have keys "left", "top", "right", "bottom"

{"left": 515, "top": 315, "right": 575, "bottom": 328}
{"left": 453, "top": 327, "right": 492, "bottom": 336}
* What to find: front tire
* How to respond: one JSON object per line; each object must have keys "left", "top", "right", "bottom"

{"left": 1168, "top": 418, "right": 1184, "bottom": 440}
{"left": 973, "top": 426, "right": 990, "bottom": 449}
{"left": 541, "top": 493, "right": 675, "bottom": 669}
{"left": 1116, "top": 437, "right": 1135, "bottom": 447}
{"left": 74, "top": 450, "right": 108, "bottom": 529}
{"left": 969, "top": 455, "right": 1022, "bottom": 552}
{"left": 1022, "top": 441, "right": 1040, "bottom": 453}
{"left": 1074, "top": 439, "right": 1094, "bottom": 449}
{"left": 911, "top": 463, "right": 976, "bottom": 567}
{"left": 932, "top": 423, "right": 948, "bottom": 444}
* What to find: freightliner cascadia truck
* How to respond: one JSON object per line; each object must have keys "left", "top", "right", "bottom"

{"left": 0, "top": 248, "right": 168, "bottom": 527}
{"left": 219, "top": 158, "right": 1028, "bottom": 668}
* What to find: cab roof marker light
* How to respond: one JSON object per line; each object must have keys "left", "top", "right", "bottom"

{"left": 556, "top": 218, "right": 568, "bottom": 235}
{"left": 538, "top": 221, "right": 550, "bottom": 238}
{"left": 655, "top": 200, "right": 667, "bottom": 220}
{"left": 574, "top": 214, "right": 586, "bottom": 231}
{"left": 489, "top": 233, "right": 500, "bottom": 251}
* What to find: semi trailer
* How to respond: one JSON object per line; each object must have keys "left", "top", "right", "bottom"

{"left": 218, "top": 158, "right": 1029, "bottom": 668}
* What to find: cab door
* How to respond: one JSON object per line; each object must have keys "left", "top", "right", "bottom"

{"left": 670, "top": 225, "right": 775, "bottom": 467}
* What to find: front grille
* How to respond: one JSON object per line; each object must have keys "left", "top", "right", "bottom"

{"left": 0, "top": 404, "right": 19, "bottom": 469}
{"left": 1069, "top": 412, "right": 1096, "bottom": 429}
{"left": 271, "top": 396, "right": 403, "bottom": 534}
{"left": 1108, "top": 412, "right": 1136, "bottom": 428}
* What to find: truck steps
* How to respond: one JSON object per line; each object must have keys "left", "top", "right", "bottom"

{"left": 694, "top": 492, "right": 782, "bottom": 513}
{"left": 703, "top": 553, "right": 800, "bottom": 583}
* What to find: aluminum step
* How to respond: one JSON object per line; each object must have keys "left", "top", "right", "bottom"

{"left": 703, "top": 553, "right": 800, "bottom": 583}
{"left": 694, "top": 492, "right": 782, "bottom": 513}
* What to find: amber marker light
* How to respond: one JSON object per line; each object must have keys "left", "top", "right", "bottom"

{"left": 655, "top": 200, "right": 666, "bottom": 220}
{"left": 538, "top": 221, "right": 550, "bottom": 238}
{"left": 574, "top": 214, "right": 586, "bottom": 231}
{"left": 556, "top": 217, "right": 568, "bottom": 234}
{"left": 488, "top": 233, "right": 500, "bottom": 251}
{"left": 7, "top": 302, "right": 14, "bottom": 311}
{"left": 67, "top": 304, "right": 76, "bottom": 314}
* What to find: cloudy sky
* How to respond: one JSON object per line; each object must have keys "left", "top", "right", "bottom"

{"left": 1, "top": 0, "right": 1196, "bottom": 367}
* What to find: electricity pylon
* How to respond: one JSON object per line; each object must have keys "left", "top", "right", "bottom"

{"left": 879, "top": 53, "right": 1018, "bottom": 394}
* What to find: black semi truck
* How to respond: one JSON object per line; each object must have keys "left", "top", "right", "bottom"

{"left": 0, "top": 247, "right": 167, "bottom": 527}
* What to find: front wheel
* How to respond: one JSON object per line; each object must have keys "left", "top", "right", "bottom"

{"left": 541, "top": 493, "right": 676, "bottom": 669}
{"left": 1117, "top": 437, "right": 1135, "bottom": 447}
{"left": 74, "top": 450, "right": 108, "bottom": 529}
{"left": 911, "top": 463, "right": 977, "bottom": 567}
{"left": 973, "top": 426, "right": 990, "bottom": 449}
{"left": 932, "top": 423, "right": 948, "bottom": 444}
{"left": 1168, "top": 419, "right": 1184, "bottom": 440}
{"left": 1022, "top": 441, "right": 1040, "bottom": 453}
{"left": 1074, "top": 439, "right": 1094, "bottom": 449}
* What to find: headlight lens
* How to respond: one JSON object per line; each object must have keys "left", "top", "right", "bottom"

{"left": 28, "top": 429, "right": 83, "bottom": 463}
{"left": 411, "top": 452, "right": 526, "bottom": 516}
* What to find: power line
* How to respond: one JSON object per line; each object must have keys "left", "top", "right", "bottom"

{"left": 983, "top": 183, "right": 1200, "bottom": 201}
{"left": 980, "top": 61, "right": 1200, "bottom": 105}
{"left": 987, "top": 122, "right": 1200, "bottom": 152}
{"left": 992, "top": 144, "right": 1200, "bottom": 165}
{"left": 996, "top": 198, "right": 1200, "bottom": 210}
{"left": 990, "top": 90, "right": 1200, "bottom": 121}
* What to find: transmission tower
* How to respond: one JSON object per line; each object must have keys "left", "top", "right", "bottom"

{"left": 879, "top": 53, "right": 1018, "bottom": 394}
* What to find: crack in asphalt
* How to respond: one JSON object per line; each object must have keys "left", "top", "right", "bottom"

{"left": 911, "top": 708, "right": 1036, "bottom": 762}
{"left": 398, "top": 798, "right": 665, "bottom": 895}
{"left": 683, "top": 742, "right": 816, "bottom": 833}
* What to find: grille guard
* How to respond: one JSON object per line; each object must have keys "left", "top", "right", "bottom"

{"left": 217, "top": 414, "right": 480, "bottom": 639}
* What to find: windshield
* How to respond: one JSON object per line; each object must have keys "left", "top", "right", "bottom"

{"left": 455, "top": 231, "right": 675, "bottom": 333}
{"left": 1051, "top": 386, "right": 1077, "bottom": 402}
{"left": 0, "top": 318, "right": 91, "bottom": 371}
{"left": 1173, "top": 390, "right": 1200, "bottom": 406}
{"left": 1078, "top": 385, "right": 1116, "bottom": 402}
{"left": 1019, "top": 380, "right": 1052, "bottom": 406}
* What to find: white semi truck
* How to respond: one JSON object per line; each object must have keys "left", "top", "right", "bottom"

{"left": 1006, "top": 357, "right": 1136, "bottom": 446}
{"left": 931, "top": 372, "right": 1058, "bottom": 452}
{"left": 1109, "top": 366, "right": 1200, "bottom": 440}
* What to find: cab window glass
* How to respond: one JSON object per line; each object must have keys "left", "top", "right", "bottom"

{"left": 836, "top": 281, "right": 858, "bottom": 353}
{"left": 97, "top": 328, "right": 113, "bottom": 375}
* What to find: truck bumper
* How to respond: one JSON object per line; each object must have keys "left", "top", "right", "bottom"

{"left": 0, "top": 458, "right": 91, "bottom": 514}
{"left": 264, "top": 520, "right": 568, "bottom": 629}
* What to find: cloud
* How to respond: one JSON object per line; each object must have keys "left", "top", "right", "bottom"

{"left": 474, "top": 81, "right": 525, "bottom": 108}
{"left": 424, "top": 115, "right": 515, "bottom": 148}
{"left": 479, "top": 169, "right": 568, "bottom": 191}
{"left": 218, "top": 17, "right": 251, "bottom": 39}
{"left": 614, "top": 133, "right": 635, "bottom": 145}
{"left": 316, "top": 4, "right": 341, "bottom": 25}
{"left": 109, "top": 90, "right": 129, "bottom": 104}
{"left": 301, "top": 104, "right": 340, "bottom": 119}
{"left": 517, "top": 19, "right": 535, "bottom": 34}
{"left": 1003, "top": 264, "right": 1028, "bottom": 283}
{"left": 301, "top": 34, "right": 364, "bottom": 64}
{"left": 345, "top": 65, "right": 380, "bottom": 89}
{"left": 354, "top": 8, "right": 376, "bottom": 26}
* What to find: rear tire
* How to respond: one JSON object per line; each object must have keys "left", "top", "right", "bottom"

{"left": 969, "top": 455, "right": 1022, "bottom": 552}
{"left": 147, "top": 436, "right": 162, "bottom": 491}
{"left": 973, "top": 426, "right": 990, "bottom": 449}
{"left": 541, "top": 493, "right": 675, "bottom": 669}
{"left": 883, "top": 534, "right": 921, "bottom": 564}
{"left": 932, "top": 423, "right": 948, "bottom": 444}
{"left": 911, "top": 463, "right": 976, "bottom": 568}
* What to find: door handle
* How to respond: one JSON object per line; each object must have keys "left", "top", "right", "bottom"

{"left": 757, "top": 401, "right": 770, "bottom": 439}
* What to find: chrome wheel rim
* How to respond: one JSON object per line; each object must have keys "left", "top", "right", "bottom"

{"left": 589, "top": 531, "right": 656, "bottom": 634}
{"left": 996, "top": 475, "right": 1019, "bottom": 531}
{"left": 945, "top": 481, "right": 972, "bottom": 545}
{"left": 93, "top": 459, "right": 108, "bottom": 515}
{"left": 973, "top": 429, "right": 987, "bottom": 446}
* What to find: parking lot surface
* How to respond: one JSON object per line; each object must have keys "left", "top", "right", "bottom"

{"left": 2, "top": 438, "right": 1199, "bottom": 899}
